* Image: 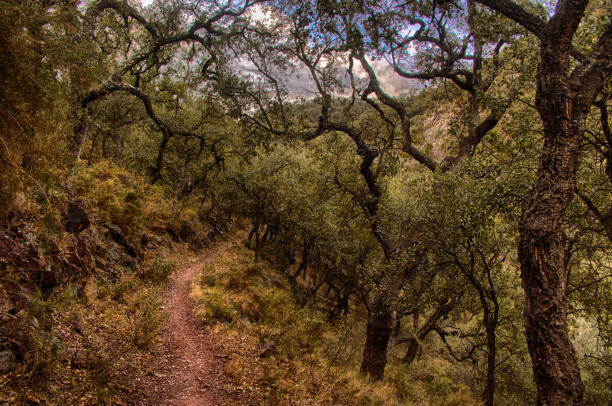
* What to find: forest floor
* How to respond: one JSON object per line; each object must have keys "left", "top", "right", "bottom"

{"left": 118, "top": 234, "right": 243, "bottom": 405}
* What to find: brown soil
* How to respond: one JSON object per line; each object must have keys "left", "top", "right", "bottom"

{"left": 119, "top": 235, "right": 242, "bottom": 405}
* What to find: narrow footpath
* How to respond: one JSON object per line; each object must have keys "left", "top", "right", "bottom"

{"left": 120, "top": 236, "right": 240, "bottom": 405}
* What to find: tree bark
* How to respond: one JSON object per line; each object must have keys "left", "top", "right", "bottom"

{"left": 483, "top": 324, "right": 496, "bottom": 406}
{"left": 469, "top": 2, "right": 611, "bottom": 403}
{"left": 477, "top": 1, "right": 612, "bottom": 403}
{"left": 360, "top": 297, "right": 394, "bottom": 380}
{"left": 402, "top": 338, "right": 420, "bottom": 364}
{"left": 519, "top": 149, "right": 585, "bottom": 406}
{"left": 518, "top": 16, "right": 591, "bottom": 406}
{"left": 69, "top": 112, "right": 90, "bottom": 180}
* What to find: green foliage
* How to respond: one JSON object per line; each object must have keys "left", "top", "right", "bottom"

{"left": 0, "top": 0, "right": 609, "bottom": 403}
{"left": 132, "top": 289, "right": 164, "bottom": 350}
{"left": 192, "top": 243, "right": 487, "bottom": 405}
{"left": 145, "top": 258, "right": 176, "bottom": 283}
{"left": 97, "top": 274, "right": 139, "bottom": 302}
{"left": 19, "top": 290, "right": 66, "bottom": 385}
{"left": 72, "top": 161, "right": 170, "bottom": 236}
{"left": 0, "top": 0, "right": 101, "bottom": 214}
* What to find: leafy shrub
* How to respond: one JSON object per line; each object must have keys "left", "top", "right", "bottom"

{"left": 428, "top": 375, "right": 456, "bottom": 397}
{"left": 72, "top": 161, "right": 172, "bottom": 238}
{"left": 192, "top": 245, "right": 405, "bottom": 405}
{"left": 202, "top": 288, "right": 236, "bottom": 322}
{"left": 132, "top": 290, "right": 163, "bottom": 350}
{"left": 145, "top": 258, "right": 175, "bottom": 283}
{"left": 19, "top": 289, "right": 66, "bottom": 385}
{"left": 84, "top": 349, "right": 115, "bottom": 401}
{"left": 200, "top": 271, "right": 220, "bottom": 287}
{"left": 97, "top": 275, "right": 138, "bottom": 302}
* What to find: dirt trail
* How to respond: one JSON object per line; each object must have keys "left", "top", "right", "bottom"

{"left": 120, "top": 236, "right": 240, "bottom": 405}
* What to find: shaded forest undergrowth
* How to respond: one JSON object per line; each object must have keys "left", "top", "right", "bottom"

{"left": 192, "top": 242, "right": 485, "bottom": 406}
{"left": 1, "top": 0, "right": 610, "bottom": 404}
{"left": 0, "top": 161, "right": 236, "bottom": 405}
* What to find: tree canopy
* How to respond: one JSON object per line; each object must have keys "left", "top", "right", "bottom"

{"left": 0, "top": 0, "right": 610, "bottom": 405}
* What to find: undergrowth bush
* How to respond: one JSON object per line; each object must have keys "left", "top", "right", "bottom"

{"left": 20, "top": 289, "right": 65, "bottom": 386}
{"left": 191, "top": 243, "right": 482, "bottom": 405}
{"left": 145, "top": 258, "right": 176, "bottom": 283}
{"left": 132, "top": 289, "right": 163, "bottom": 350}
{"left": 71, "top": 161, "right": 172, "bottom": 237}
{"left": 97, "top": 275, "right": 139, "bottom": 302}
{"left": 0, "top": 270, "right": 168, "bottom": 404}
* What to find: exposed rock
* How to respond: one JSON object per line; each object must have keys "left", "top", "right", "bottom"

{"left": 106, "top": 224, "right": 140, "bottom": 258}
{"left": 0, "top": 349, "right": 18, "bottom": 374}
{"left": 33, "top": 268, "right": 57, "bottom": 290}
{"left": 140, "top": 233, "right": 149, "bottom": 248}
{"left": 0, "top": 339, "right": 23, "bottom": 374}
{"left": 63, "top": 200, "right": 90, "bottom": 234}
{"left": 258, "top": 343, "right": 278, "bottom": 359}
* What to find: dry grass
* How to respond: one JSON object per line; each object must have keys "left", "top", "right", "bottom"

{"left": 191, "top": 242, "right": 483, "bottom": 406}
{"left": 0, "top": 271, "right": 168, "bottom": 405}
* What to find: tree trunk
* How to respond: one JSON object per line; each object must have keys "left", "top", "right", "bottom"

{"left": 254, "top": 224, "right": 261, "bottom": 261}
{"left": 517, "top": 29, "right": 590, "bottom": 405}
{"left": 483, "top": 324, "right": 496, "bottom": 406}
{"left": 360, "top": 297, "right": 393, "bottom": 380}
{"left": 260, "top": 224, "right": 269, "bottom": 242}
{"left": 518, "top": 217, "right": 584, "bottom": 405}
{"left": 466, "top": 0, "right": 611, "bottom": 398}
{"left": 402, "top": 338, "right": 420, "bottom": 364}
{"left": 70, "top": 112, "right": 90, "bottom": 180}
{"left": 329, "top": 292, "right": 350, "bottom": 320}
